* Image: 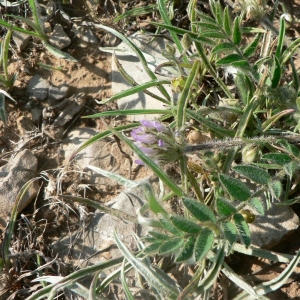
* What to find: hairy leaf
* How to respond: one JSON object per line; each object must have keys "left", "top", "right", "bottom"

{"left": 233, "top": 165, "right": 271, "bottom": 184}
{"left": 233, "top": 16, "right": 241, "bottom": 45}
{"left": 194, "top": 228, "right": 214, "bottom": 261}
{"left": 233, "top": 213, "right": 251, "bottom": 247}
{"left": 262, "top": 153, "right": 292, "bottom": 166}
{"left": 216, "top": 197, "right": 237, "bottom": 216}
{"left": 170, "top": 215, "right": 202, "bottom": 234}
{"left": 176, "top": 236, "right": 196, "bottom": 263}
{"left": 219, "top": 174, "right": 251, "bottom": 201}
{"left": 222, "top": 221, "right": 237, "bottom": 244}
{"left": 182, "top": 197, "right": 216, "bottom": 222}
{"left": 248, "top": 198, "right": 265, "bottom": 215}
{"left": 159, "top": 238, "right": 184, "bottom": 255}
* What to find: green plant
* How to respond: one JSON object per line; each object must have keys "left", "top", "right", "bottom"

{"left": 19, "top": 0, "right": 300, "bottom": 299}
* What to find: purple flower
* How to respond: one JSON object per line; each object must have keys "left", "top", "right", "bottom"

{"left": 131, "top": 120, "right": 183, "bottom": 165}
{"left": 140, "top": 120, "right": 169, "bottom": 133}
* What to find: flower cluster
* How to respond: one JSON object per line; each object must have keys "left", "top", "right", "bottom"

{"left": 131, "top": 120, "right": 183, "bottom": 165}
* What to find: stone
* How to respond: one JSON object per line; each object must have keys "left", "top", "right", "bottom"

{"left": 16, "top": 116, "right": 36, "bottom": 135}
{"left": 31, "top": 108, "right": 43, "bottom": 125}
{"left": 108, "top": 31, "right": 179, "bottom": 121}
{"left": 73, "top": 23, "right": 99, "bottom": 46}
{"left": 62, "top": 127, "right": 134, "bottom": 187}
{"left": 249, "top": 204, "right": 299, "bottom": 249}
{"left": 49, "top": 24, "right": 71, "bottom": 50}
{"left": 27, "top": 75, "right": 49, "bottom": 101}
{"left": 50, "top": 181, "right": 154, "bottom": 265}
{"left": 0, "top": 150, "right": 39, "bottom": 228}
{"left": 48, "top": 84, "right": 69, "bottom": 101}
{"left": 12, "top": 31, "right": 31, "bottom": 52}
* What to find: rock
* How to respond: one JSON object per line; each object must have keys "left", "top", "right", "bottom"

{"left": 44, "top": 22, "right": 52, "bottom": 34}
{"left": 27, "top": 75, "right": 49, "bottom": 101}
{"left": 12, "top": 31, "right": 31, "bottom": 52}
{"left": 31, "top": 108, "right": 43, "bottom": 125}
{"left": 108, "top": 32, "right": 179, "bottom": 121}
{"left": 50, "top": 181, "right": 154, "bottom": 265}
{"left": 0, "top": 150, "right": 39, "bottom": 228}
{"left": 73, "top": 23, "right": 99, "bottom": 46}
{"left": 249, "top": 204, "right": 299, "bottom": 249}
{"left": 48, "top": 84, "right": 69, "bottom": 101}
{"left": 16, "top": 116, "right": 36, "bottom": 135}
{"left": 62, "top": 127, "right": 134, "bottom": 187}
{"left": 49, "top": 24, "right": 71, "bottom": 50}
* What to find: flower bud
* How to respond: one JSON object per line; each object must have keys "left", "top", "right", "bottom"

{"left": 171, "top": 76, "right": 186, "bottom": 93}
{"left": 165, "top": 43, "right": 176, "bottom": 56}
{"left": 242, "top": 145, "right": 260, "bottom": 163}
{"left": 239, "top": 209, "right": 255, "bottom": 223}
{"left": 181, "top": 33, "right": 192, "bottom": 50}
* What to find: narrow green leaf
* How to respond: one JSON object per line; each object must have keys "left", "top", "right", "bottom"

{"left": 243, "top": 33, "right": 262, "bottom": 58}
{"left": 233, "top": 213, "right": 251, "bottom": 247}
{"left": 268, "top": 180, "right": 282, "bottom": 199}
{"left": 248, "top": 198, "right": 265, "bottom": 215}
{"left": 254, "top": 250, "right": 300, "bottom": 295}
{"left": 232, "top": 16, "right": 242, "bottom": 45}
{"left": 0, "top": 94, "right": 7, "bottom": 124}
{"left": 182, "top": 197, "right": 216, "bottom": 222}
{"left": 170, "top": 215, "right": 202, "bottom": 234}
{"left": 149, "top": 231, "right": 171, "bottom": 241}
{"left": 262, "top": 153, "right": 292, "bottom": 165}
{"left": 83, "top": 109, "right": 171, "bottom": 118}
{"left": 212, "top": 42, "right": 236, "bottom": 54}
{"left": 196, "top": 9, "right": 218, "bottom": 24}
{"left": 281, "top": 37, "right": 300, "bottom": 65}
{"left": 222, "top": 221, "right": 237, "bottom": 245}
{"left": 159, "top": 237, "right": 184, "bottom": 255}
{"left": 96, "top": 79, "right": 170, "bottom": 103}
{"left": 219, "top": 174, "right": 251, "bottom": 201}
{"left": 223, "top": 6, "right": 232, "bottom": 35}
{"left": 216, "top": 54, "right": 244, "bottom": 65}
{"left": 275, "top": 15, "right": 285, "bottom": 59}
{"left": 159, "top": 217, "right": 183, "bottom": 236}
{"left": 194, "top": 22, "right": 220, "bottom": 31}
{"left": 195, "top": 244, "right": 226, "bottom": 294}
{"left": 194, "top": 228, "right": 214, "bottom": 261}
{"left": 284, "top": 161, "right": 299, "bottom": 178}
{"left": 211, "top": 0, "right": 223, "bottom": 25}
{"left": 43, "top": 42, "right": 78, "bottom": 62}
{"left": 271, "top": 55, "right": 281, "bottom": 88}
{"left": 121, "top": 259, "right": 135, "bottom": 300}
{"left": 143, "top": 242, "right": 162, "bottom": 255}
{"left": 201, "top": 31, "right": 226, "bottom": 39}
{"left": 277, "top": 139, "right": 300, "bottom": 157}
{"left": 176, "top": 236, "right": 196, "bottom": 263}
{"left": 233, "top": 165, "right": 271, "bottom": 184}
{"left": 95, "top": 23, "right": 171, "bottom": 100}
{"left": 114, "top": 232, "right": 180, "bottom": 297}
{"left": 216, "top": 197, "right": 237, "bottom": 216}
{"left": 262, "top": 109, "right": 294, "bottom": 132}
{"left": 234, "top": 73, "right": 253, "bottom": 104}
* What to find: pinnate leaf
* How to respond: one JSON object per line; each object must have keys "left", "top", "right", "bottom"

{"left": 219, "top": 174, "right": 251, "bottom": 201}
{"left": 216, "top": 197, "right": 237, "bottom": 216}
{"left": 158, "top": 237, "right": 184, "bottom": 255}
{"left": 194, "top": 228, "right": 214, "bottom": 261}
{"left": 182, "top": 197, "right": 216, "bottom": 222}
{"left": 262, "top": 153, "right": 292, "bottom": 166}
{"left": 170, "top": 215, "right": 202, "bottom": 234}
{"left": 176, "top": 236, "right": 196, "bottom": 263}
{"left": 233, "top": 213, "right": 251, "bottom": 247}
{"left": 248, "top": 198, "right": 265, "bottom": 215}
{"left": 222, "top": 221, "right": 237, "bottom": 244}
{"left": 233, "top": 165, "right": 271, "bottom": 184}
{"left": 233, "top": 16, "right": 242, "bottom": 45}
